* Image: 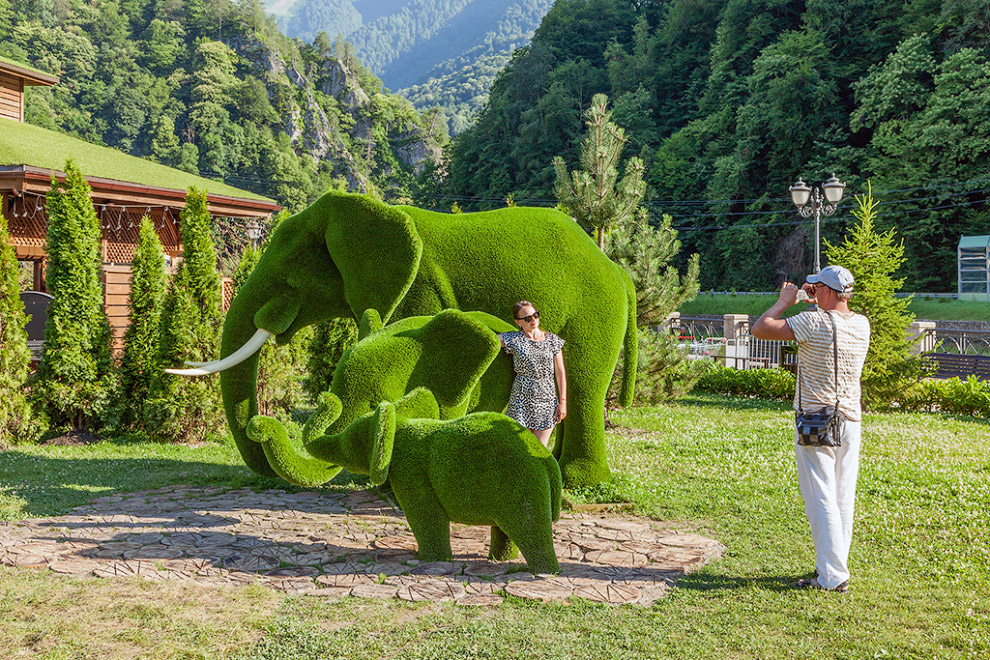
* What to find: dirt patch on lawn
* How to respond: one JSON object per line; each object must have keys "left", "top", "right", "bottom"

{"left": 41, "top": 429, "right": 102, "bottom": 446}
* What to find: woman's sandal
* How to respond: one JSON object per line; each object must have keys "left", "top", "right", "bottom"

{"left": 796, "top": 577, "right": 849, "bottom": 592}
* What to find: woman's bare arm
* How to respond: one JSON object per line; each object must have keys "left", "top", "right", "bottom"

{"left": 554, "top": 351, "right": 567, "bottom": 422}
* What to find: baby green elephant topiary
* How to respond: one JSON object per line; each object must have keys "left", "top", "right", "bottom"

{"left": 247, "top": 388, "right": 562, "bottom": 573}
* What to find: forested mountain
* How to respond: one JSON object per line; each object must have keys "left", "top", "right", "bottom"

{"left": 274, "top": 0, "right": 553, "bottom": 134}
{"left": 437, "top": 0, "right": 990, "bottom": 291}
{"left": 0, "top": 0, "right": 443, "bottom": 212}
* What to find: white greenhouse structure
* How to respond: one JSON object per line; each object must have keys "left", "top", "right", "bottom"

{"left": 958, "top": 235, "right": 990, "bottom": 301}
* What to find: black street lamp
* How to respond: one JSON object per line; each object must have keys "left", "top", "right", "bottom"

{"left": 789, "top": 174, "right": 846, "bottom": 273}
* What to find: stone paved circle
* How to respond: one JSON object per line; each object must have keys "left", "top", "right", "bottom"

{"left": 0, "top": 486, "right": 723, "bottom": 607}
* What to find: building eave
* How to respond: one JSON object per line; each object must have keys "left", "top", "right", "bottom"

{"left": 0, "top": 165, "right": 281, "bottom": 218}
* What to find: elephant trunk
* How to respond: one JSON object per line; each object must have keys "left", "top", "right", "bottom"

{"left": 246, "top": 393, "right": 345, "bottom": 487}
{"left": 220, "top": 288, "right": 276, "bottom": 476}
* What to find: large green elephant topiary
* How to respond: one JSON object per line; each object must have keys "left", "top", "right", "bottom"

{"left": 173, "top": 191, "right": 636, "bottom": 487}
{"left": 247, "top": 388, "right": 563, "bottom": 573}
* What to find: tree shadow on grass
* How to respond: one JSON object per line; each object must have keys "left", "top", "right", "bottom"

{"left": 677, "top": 395, "right": 791, "bottom": 412}
{"left": 674, "top": 571, "right": 803, "bottom": 593}
{"left": 0, "top": 451, "right": 366, "bottom": 519}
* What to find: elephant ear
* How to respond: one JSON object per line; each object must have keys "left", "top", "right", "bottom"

{"left": 358, "top": 309, "right": 384, "bottom": 340}
{"left": 416, "top": 309, "right": 500, "bottom": 409}
{"left": 369, "top": 401, "right": 396, "bottom": 486}
{"left": 323, "top": 192, "right": 422, "bottom": 324}
{"left": 394, "top": 387, "right": 440, "bottom": 420}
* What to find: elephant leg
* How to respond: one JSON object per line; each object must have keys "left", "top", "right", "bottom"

{"left": 489, "top": 526, "right": 519, "bottom": 561}
{"left": 492, "top": 511, "right": 559, "bottom": 574}
{"left": 556, "top": 376, "right": 611, "bottom": 488}
{"left": 394, "top": 485, "right": 453, "bottom": 562}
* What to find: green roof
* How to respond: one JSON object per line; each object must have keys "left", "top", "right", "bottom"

{"left": 0, "top": 117, "right": 272, "bottom": 202}
{"left": 0, "top": 55, "right": 58, "bottom": 82}
{"left": 959, "top": 235, "right": 990, "bottom": 250}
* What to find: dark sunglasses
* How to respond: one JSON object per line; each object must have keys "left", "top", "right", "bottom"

{"left": 516, "top": 311, "right": 540, "bottom": 323}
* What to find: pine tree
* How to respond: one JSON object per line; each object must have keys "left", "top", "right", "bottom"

{"left": 553, "top": 93, "right": 647, "bottom": 250}
{"left": 145, "top": 188, "right": 225, "bottom": 441}
{"left": 825, "top": 185, "right": 921, "bottom": 407}
{"left": 606, "top": 210, "right": 700, "bottom": 327}
{"left": 32, "top": 161, "right": 117, "bottom": 431}
{"left": 0, "top": 214, "right": 41, "bottom": 443}
{"left": 605, "top": 209, "right": 704, "bottom": 406}
{"left": 118, "top": 216, "right": 167, "bottom": 428}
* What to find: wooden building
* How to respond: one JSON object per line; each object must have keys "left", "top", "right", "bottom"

{"left": 0, "top": 56, "right": 281, "bottom": 347}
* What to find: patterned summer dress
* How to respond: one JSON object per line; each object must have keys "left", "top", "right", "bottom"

{"left": 502, "top": 331, "right": 565, "bottom": 430}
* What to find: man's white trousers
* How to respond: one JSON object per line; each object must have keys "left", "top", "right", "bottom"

{"left": 795, "top": 418, "right": 861, "bottom": 590}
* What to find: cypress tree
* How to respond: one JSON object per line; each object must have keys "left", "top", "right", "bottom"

{"left": 145, "top": 188, "right": 225, "bottom": 441}
{"left": 32, "top": 161, "right": 117, "bottom": 431}
{"left": 0, "top": 213, "right": 40, "bottom": 443}
{"left": 303, "top": 318, "right": 358, "bottom": 402}
{"left": 825, "top": 185, "right": 922, "bottom": 407}
{"left": 118, "top": 216, "right": 167, "bottom": 428}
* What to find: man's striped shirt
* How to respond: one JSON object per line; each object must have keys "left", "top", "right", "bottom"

{"left": 786, "top": 310, "right": 871, "bottom": 421}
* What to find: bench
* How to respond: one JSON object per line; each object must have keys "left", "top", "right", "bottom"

{"left": 923, "top": 353, "right": 990, "bottom": 381}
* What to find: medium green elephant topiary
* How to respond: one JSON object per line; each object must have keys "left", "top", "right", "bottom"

{"left": 245, "top": 308, "right": 516, "bottom": 488}
{"left": 247, "top": 388, "right": 562, "bottom": 573}
{"left": 176, "top": 191, "right": 636, "bottom": 487}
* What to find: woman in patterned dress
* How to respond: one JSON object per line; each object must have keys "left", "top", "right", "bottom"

{"left": 499, "top": 301, "right": 567, "bottom": 447}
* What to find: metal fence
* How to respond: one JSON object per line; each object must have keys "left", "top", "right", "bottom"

{"left": 670, "top": 315, "right": 796, "bottom": 371}
{"left": 930, "top": 328, "right": 990, "bottom": 355}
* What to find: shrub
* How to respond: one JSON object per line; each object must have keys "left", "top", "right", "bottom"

{"left": 32, "top": 161, "right": 117, "bottom": 431}
{"left": 144, "top": 188, "right": 225, "bottom": 442}
{"left": 695, "top": 364, "right": 796, "bottom": 401}
{"left": 900, "top": 376, "right": 990, "bottom": 417}
{"left": 118, "top": 216, "right": 167, "bottom": 428}
{"left": 609, "top": 329, "right": 710, "bottom": 406}
{"left": 0, "top": 214, "right": 43, "bottom": 443}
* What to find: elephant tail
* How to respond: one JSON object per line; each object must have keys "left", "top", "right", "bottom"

{"left": 619, "top": 271, "right": 637, "bottom": 407}
{"left": 547, "top": 453, "right": 562, "bottom": 522}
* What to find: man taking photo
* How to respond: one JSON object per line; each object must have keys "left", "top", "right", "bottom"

{"left": 752, "top": 265, "right": 871, "bottom": 592}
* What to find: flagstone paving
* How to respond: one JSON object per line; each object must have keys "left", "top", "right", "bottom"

{"left": 0, "top": 486, "right": 724, "bottom": 606}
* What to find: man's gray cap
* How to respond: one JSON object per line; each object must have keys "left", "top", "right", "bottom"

{"left": 807, "top": 265, "right": 855, "bottom": 293}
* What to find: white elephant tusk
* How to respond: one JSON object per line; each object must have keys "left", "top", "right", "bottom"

{"left": 164, "top": 329, "right": 273, "bottom": 376}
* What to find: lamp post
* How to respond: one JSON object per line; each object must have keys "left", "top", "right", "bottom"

{"left": 789, "top": 174, "right": 846, "bottom": 273}
{"left": 245, "top": 219, "right": 262, "bottom": 246}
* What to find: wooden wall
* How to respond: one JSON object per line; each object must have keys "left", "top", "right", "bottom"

{"left": 100, "top": 266, "right": 235, "bottom": 352}
{"left": 0, "top": 71, "right": 24, "bottom": 121}
{"left": 101, "top": 264, "right": 132, "bottom": 351}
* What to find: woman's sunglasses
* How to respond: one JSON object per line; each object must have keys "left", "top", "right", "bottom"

{"left": 516, "top": 311, "right": 540, "bottom": 323}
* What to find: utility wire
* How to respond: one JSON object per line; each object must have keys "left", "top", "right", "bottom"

{"left": 197, "top": 169, "right": 990, "bottom": 221}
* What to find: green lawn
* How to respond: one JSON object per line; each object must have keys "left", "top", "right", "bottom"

{"left": 1, "top": 395, "right": 988, "bottom": 659}
{"left": 680, "top": 293, "right": 990, "bottom": 322}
